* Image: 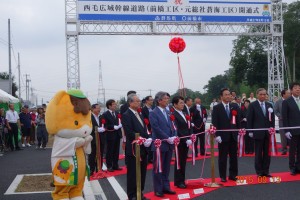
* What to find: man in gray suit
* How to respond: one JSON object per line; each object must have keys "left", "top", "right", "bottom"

{"left": 274, "top": 89, "right": 290, "bottom": 155}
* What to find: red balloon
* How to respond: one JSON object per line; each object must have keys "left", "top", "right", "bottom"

{"left": 169, "top": 37, "right": 186, "bottom": 53}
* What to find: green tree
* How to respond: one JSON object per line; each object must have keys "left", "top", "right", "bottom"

{"left": 283, "top": 1, "right": 300, "bottom": 81}
{"left": 229, "top": 36, "right": 268, "bottom": 88}
{"left": 0, "top": 72, "right": 18, "bottom": 97}
{"left": 203, "top": 74, "right": 229, "bottom": 101}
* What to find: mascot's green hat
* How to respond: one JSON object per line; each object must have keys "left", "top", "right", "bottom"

{"left": 67, "top": 89, "right": 86, "bottom": 99}
{"left": 60, "top": 160, "right": 70, "bottom": 170}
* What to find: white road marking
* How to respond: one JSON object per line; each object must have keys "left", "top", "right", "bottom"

{"left": 102, "top": 164, "right": 128, "bottom": 200}
{"left": 90, "top": 180, "right": 107, "bottom": 200}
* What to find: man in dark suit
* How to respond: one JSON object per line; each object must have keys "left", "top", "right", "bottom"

{"left": 190, "top": 98, "right": 208, "bottom": 156}
{"left": 274, "top": 89, "right": 291, "bottom": 155}
{"left": 212, "top": 88, "right": 241, "bottom": 182}
{"left": 89, "top": 104, "right": 106, "bottom": 176}
{"left": 120, "top": 90, "right": 137, "bottom": 115}
{"left": 242, "top": 100, "right": 254, "bottom": 154}
{"left": 123, "top": 94, "right": 151, "bottom": 200}
{"left": 282, "top": 82, "right": 300, "bottom": 175}
{"left": 182, "top": 97, "right": 192, "bottom": 115}
{"left": 172, "top": 96, "right": 193, "bottom": 188}
{"left": 247, "top": 88, "right": 275, "bottom": 177}
{"left": 102, "top": 99, "right": 122, "bottom": 172}
{"left": 141, "top": 95, "right": 153, "bottom": 163}
{"left": 149, "top": 91, "right": 176, "bottom": 197}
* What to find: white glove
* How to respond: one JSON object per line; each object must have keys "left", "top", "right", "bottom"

{"left": 215, "top": 136, "right": 222, "bottom": 143}
{"left": 98, "top": 127, "right": 105, "bottom": 133}
{"left": 243, "top": 118, "right": 247, "bottom": 122}
{"left": 203, "top": 118, "right": 207, "bottom": 123}
{"left": 118, "top": 124, "right": 123, "bottom": 129}
{"left": 167, "top": 137, "right": 174, "bottom": 144}
{"left": 249, "top": 132, "right": 253, "bottom": 138}
{"left": 186, "top": 139, "right": 192, "bottom": 147}
{"left": 191, "top": 123, "right": 195, "bottom": 127}
{"left": 114, "top": 125, "right": 119, "bottom": 130}
{"left": 285, "top": 132, "right": 292, "bottom": 139}
{"left": 144, "top": 138, "right": 152, "bottom": 147}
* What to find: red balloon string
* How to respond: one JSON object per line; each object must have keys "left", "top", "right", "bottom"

{"left": 177, "top": 54, "right": 186, "bottom": 97}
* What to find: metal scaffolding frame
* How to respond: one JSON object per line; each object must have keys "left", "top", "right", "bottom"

{"left": 65, "top": 0, "right": 284, "bottom": 99}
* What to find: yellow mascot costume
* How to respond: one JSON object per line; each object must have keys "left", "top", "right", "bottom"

{"left": 45, "top": 89, "right": 93, "bottom": 200}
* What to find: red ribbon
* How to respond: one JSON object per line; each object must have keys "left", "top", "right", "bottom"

{"left": 269, "top": 128, "right": 278, "bottom": 156}
{"left": 231, "top": 110, "right": 237, "bottom": 125}
{"left": 190, "top": 134, "right": 197, "bottom": 165}
{"left": 238, "top": 129, "right": 246, "bottom": 157}
{"left": 170, "top": 114, "right": 177, "bottom": 131}
{"left": 144, "top": 118, "right": 151, "bottom": 135}
{"left": 117, "top": 113, "right": 122, "bottom": 125}
{"left": 131, "top": 137, "right": 146, "bottom": 158}
{"left": 185, "top": 115, "right": 191, "bottom": 129}
{"left": 101, "top": 118, "right": 106, "bottom": 128}
{"left": 154, "top": 139, "right": 162, "bottom": 173}
{"left": 173, "top": 137, "right": 180, "bottom": 170}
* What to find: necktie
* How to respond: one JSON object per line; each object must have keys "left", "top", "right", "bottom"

{"left": 112, "top": 112, "right": 116, "bottom": 118}
{"left": 163, "top": 109, "right": 168, "bottom": 122}
{"left": 261, "top": 103, "right": 266, "bottom": 116}
{"left": 135, "top": 113, "right": 144, "bottom": 127}
{"left": 225, "top": 104, "right": 230, "bottom": 118}
{"left": 296, "top": 99, "right": 300, "bottom": 109}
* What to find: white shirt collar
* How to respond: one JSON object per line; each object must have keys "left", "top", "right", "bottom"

{"left": 129, "top": 107, "right": 137, "bottom": 115}
{"left": 292, "top": 95, "right": 299, "bottom": 101}
{"left": 222, "top": 102, "right": 229, "bottom": 108}
{"left": 158, "top": 106, "right": 165, "bottom": 113}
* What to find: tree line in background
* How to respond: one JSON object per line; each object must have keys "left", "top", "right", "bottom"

{"left": 172, "top": 1, "right": 300, "bottom": 107}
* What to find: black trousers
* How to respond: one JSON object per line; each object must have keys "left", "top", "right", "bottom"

{"left": 174, "top": 144, "right": 189, "bottom": 185}
{"left": 194, "top": 132, "right": 205, "bottom": 155}
{"left": 8, "top": 123, "right": 19, "bottom": 150}
{"left": 218, "top": 134, "right": 238, "bottom": 179}
{"left": 289, "top": 135, "right": 300, "bottom": 170}
{"left": 126, "top": 154, "right": 148, "bottom": 200}
{"left": 106, "top": 135, "right": 120, "bottom": 169}
{"left": 245, "top": 132, "right": 254, "bottom": 153}
{"left": 254, "top": 132, "right": 271, "bottom": 175}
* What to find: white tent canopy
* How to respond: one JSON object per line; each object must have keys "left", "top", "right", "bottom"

{"left": 0, "top": 89, "right": 19, "bottom": 103}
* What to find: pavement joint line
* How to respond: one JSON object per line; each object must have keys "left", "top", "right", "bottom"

{"left": 90, "top": 180, "right": 107, "bottom": 200}
{"left": 5, "top": 173, "right": 53, "bottom": 195}
{"left": 102, "top": 164, "right": 128, "bottom": 200}
{"left": 84, "top": 177, "right": 96, "bottom": 200}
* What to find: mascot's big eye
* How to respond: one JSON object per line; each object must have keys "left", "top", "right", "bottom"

{"left": 74, "top": 121, "right": 78, "bottom": 126}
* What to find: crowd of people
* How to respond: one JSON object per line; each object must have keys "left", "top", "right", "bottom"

{"left": 0, "top": 103, "right": 48, "bottom": 153}
{"left": 87, "top": 83, "right": 300, "bottom": 200}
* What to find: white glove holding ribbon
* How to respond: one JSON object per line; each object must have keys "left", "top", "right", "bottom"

{"left": 215, "top": 136, "right": 222, "bottom": 143}
{"left": 191, "top": 123, "right": 195, "bottom": 127}
{"left": 186, "top": 139, "right": 193, "bottom": 147}
{"left": 285, "top": 132, "right": 292, "bottom": 139}
{"left": 118, "top": 124, "right": 123, "bottom": 129}
{"left": 143, "top": 138, "right": 152, "bottom": 147}
{"left": 98, "top": 127, "right": 105, "bottom": 133}
{"left": 167, "top": 137, "right": 174, "bottom": 144}
{"left": 243, "top": 118, "right": 247, "bottom": 122}
{"left": 249, "top": 132, "right": 253, "bottom": 138}
{"left": 114, "top": 125, "right": 119, "bottom": 130}
{"left": 203, "top": 118, "right": 207, "bottom": 123}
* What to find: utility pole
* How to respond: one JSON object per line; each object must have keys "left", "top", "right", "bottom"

{"left": 97, "top": 60, "right": 106, "bottom": 112}
{"left": 149, "top": 89, "right": 152, "bottom": 96}
{"left": 25, "top": 74, "right": 30, "bottom": 102}
{"left": 8, "top": 19, "right": 12, "bottom": 95}
{"left": 18, "top": 53, "right": 21, "bottom": 99}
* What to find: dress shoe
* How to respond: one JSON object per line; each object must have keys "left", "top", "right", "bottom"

{"left": 154, "top": 192, "right": 164, "bottom": 197}
{"left": 281, "top": 151, "right": 287, "bottom": 155}
{"left": 257, "top": 173, "right": 264, "bottom": 177}
{"left": 290, "top": 169, "right": 296, "bottom": 176}
{"left": 107, "top": 168, "right": 114, "bottom": 172}
{"left": 176, "top": 183, "right": 187, "bottom": 189}
{"left": 142, "top": 197, "right": 150, "bottom": 200}
{"left": 220, "top": 178, "right": 227, "bottom": 182}
{"left": 228, "top": 176, "right": 237, "bottom": 181}
{"left": 113, "top": 167, "right": 123, "bottom": 171}
{"left": 163, "top": 189, "right": 176, "bottom": 194}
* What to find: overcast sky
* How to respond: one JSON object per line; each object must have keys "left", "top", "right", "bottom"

{"left": 0, "top": 0, "right": 296, "bottom": 105}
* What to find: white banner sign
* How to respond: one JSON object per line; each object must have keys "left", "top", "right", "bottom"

{"left": 78, "top": 0, "right": 272, "bottom": 23}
